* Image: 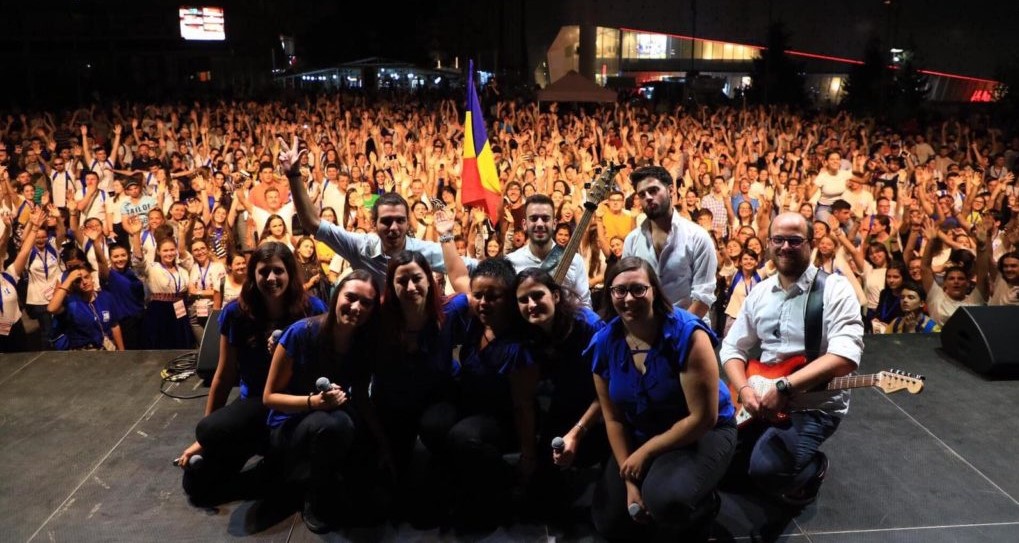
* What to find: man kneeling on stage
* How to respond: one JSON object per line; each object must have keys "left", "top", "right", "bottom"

{"left": 719, "top": 212, "right": 864, "bottom": 506}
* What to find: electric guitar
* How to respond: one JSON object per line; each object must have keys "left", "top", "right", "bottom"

{"left": 551, "top": 163, "right": 621, "bottom": 284}
{"left": 731, "top": 356, "right": 925, "bottom": 428}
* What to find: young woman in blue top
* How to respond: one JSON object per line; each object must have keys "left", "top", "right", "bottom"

{"left": 515, "top": 267, "right": 608, "bottom": 519}
{"left": 438, "top": 230, "right": 539, "bottom": 531}
{"left": 871, "top": 260, "right": 907, "bottom": 333}
{"left": 98, "top": 243, "right": 146, "bottom": 349}
{"left": 47, "top": 261, "right": 124, "bottom": 351}
{"left": 176, "top": 241, "right": 327, "bottom": 505}
{"left": 589, "top": 256, "right": 736, "bottom": 541}
{"left": 372, "top": 251, "right": 463, "bottom": 518}
{"left": 263, "top": 270, "right": 380, "bottom": 534}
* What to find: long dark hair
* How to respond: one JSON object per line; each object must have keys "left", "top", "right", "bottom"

{"left": 238, "top": 242, "right": 309, "bottom": 324}
{"left": 599, "top": 256, "right": 674, "bottom": 322}
{"left": 515, "top": 267, "right": 582, "bottom": 341}
{"left": 316, "top": 269, "right": 380, "bottom": 368}
{"left": 382, "top": 250, "right": 445, "bottom": 332}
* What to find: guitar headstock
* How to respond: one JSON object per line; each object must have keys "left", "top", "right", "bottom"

{"left": 583, "top": 163, "right": 622, "bottom": 210}
{"left": 875, "top": 369, "right": 925, "bottom": 394}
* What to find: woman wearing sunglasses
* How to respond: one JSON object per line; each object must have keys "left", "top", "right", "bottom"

{"left": 588, "top": 256, "right": 735, "bottom": 541}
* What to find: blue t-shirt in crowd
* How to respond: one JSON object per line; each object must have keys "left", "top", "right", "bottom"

{"left": 217, "top": 296, "right": 327, "bottom": 400}
{"left": 52, "top": 292, "right": 119, "bottom": 350}
{"left": 371, "top": 294, "right": 467, "bottom": 412}
{"left": 588, "top": 308, "right": 734, "bottom": 445}
{"left": 102, "top": 268, "right": 145, "bottom": 321}
{"left": 267, "top": 315, "right": 372, "bottom": 428}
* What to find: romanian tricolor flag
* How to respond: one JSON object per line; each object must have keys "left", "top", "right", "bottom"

{"left": 461, "top": 60, "right": 502, "bottom": 221}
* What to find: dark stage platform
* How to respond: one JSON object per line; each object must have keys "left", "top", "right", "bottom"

{"left": 2, "top": 334, "right": 1019, "bottom": 542}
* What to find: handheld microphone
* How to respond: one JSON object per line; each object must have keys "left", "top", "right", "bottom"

{"left": 268, "top": 329, "right": 283, "bottom": 353}
{"left": 628, "top": 502, "right": 643, "bottom": 519}
{"left": 315, "top": 376, "right": 333, "bottom": 393}
{"left": 551, "top": 436, "right": 565, "bottom": 452}
{"left": 171, "top": 454, "right": 204, "bottom": 469}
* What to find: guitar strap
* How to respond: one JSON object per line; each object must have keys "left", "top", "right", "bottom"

{"left": 538, "top": 244, "right": 565, "bottom": 273}
{"left": 804, "top": 268, "right": 829, "bottom": 363}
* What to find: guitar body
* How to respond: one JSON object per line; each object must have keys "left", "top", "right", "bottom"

{"left": 730, "top": 357, "right": 925, "bottom": 428}
{"left": 731, "top": 356, "right": 808, "bottom": 427}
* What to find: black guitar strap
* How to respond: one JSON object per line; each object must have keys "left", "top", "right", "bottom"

{"left": 804, "top": 268, "right": 828, "bottom": 363}
{"left": 539, "top": 244, "right": 565, "bottom": 273}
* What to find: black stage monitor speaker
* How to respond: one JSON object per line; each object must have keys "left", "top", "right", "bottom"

{"left": 941, "top": 306, "right": 1019, "bottom": 377}
{"left": 196, "top": 309, "right": 222, "bottom": 385}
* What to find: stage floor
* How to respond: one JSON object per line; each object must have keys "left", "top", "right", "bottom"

{"left": 2, "top": 334, "right": 1019, "bottom": 542}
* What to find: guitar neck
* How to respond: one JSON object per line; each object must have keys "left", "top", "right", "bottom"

{"left": 827, "top": 373, "right": 879, "bottom": 391}
{"left": 552, "top": 205, "right": 595, "bottom": 284}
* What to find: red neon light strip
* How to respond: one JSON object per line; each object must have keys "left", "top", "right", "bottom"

{"left": 619, "top": 27, "right": 998, "bottom": 85}
{"left": 915, "top": 69, "right": 996, "bottom": 85}
{"left": 786, "top": 50, "right": 864, "bottom": 65}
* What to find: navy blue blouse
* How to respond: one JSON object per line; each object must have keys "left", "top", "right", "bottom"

{"left": 448, "top": 297, "right": 533, "bottom": 417}
{"left": 371, "top": 294, "right": 466, "bottom": 411}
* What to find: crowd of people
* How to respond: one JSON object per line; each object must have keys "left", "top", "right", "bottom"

{"left": 1, "top": 92, "right": 1018, "bottom": 536}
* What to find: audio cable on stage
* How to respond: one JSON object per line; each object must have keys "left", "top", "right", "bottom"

{"left": 159, "top": 351, "right": 208, "bottom": 399}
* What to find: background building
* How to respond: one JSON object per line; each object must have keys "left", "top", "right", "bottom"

{"left": 541, "top": 25, "right": 997, "bottom": 104}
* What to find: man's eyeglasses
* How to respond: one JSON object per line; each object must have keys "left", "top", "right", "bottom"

{"left": 609, "top": 283, "right": 650, "bottom": 299}
{"left": 769, "top": 236, "right": 808, "bottom": 248}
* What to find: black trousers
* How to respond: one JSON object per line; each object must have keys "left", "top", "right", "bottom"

{"left": 119, "top": 314, "right": 144, "bottom": 350}
{"left": 529, "top": 403, "right": 610, "bottom": 519}
{"left": 444, "top": 412, "right": 516, "bottom": 525}
{"left": 269, "top": 409, "right": 357, "bottom": 493}
{"left": 378, "top": 399, "right": 458, "bottom": 479}
{"left": 592, "top": 420, "right": 736, "bottom": 540}
{"left": 0, "top": 319, "right": 27, "bottom": 352}
{"left": 185, "top": 397, "right": 268, "bottom": 499}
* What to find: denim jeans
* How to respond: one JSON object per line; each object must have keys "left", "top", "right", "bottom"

{"left": 814, "top": 203, "right": 834, "bottom": 224}
{"left": 745, "top": 410, "right": 840, "bottom": 493}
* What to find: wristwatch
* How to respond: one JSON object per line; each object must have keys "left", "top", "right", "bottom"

{"left": 775, "top": 377, "right": 793, "bottom": 397}
{"left": 438, "top": 232, "right": 454, "bottom": 243}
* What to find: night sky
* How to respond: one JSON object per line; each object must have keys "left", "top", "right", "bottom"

{"left": 0, "top": 0, "right": 1013, "bottom": 92}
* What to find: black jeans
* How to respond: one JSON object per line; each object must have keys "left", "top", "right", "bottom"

{"left": 592, "top": 420, "right": 737, "bottom": 540}
{"left": 444, "top": 413, "right": 516, "bottom": 526}
{"left": 378, "top": 400, "right": 458, "bottom": 478}
{"left": 185, "top": 397, "right": 268, "bottom": 498}
{"left": 269, "top": 409, "right": 357, "bottom": 493}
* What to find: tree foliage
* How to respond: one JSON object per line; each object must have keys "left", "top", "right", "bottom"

{"left": 842, "top": 37, "right": 930, "bottom": 116}
{"left": 747, "top": 22, "right": 807, "bottom": 107}
{"left": 841, "top": 38, "right": 891, "bottom": 114}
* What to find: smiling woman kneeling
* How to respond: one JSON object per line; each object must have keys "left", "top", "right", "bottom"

{"left": 588, "top": 256, "right": 735, "bottom": 541}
